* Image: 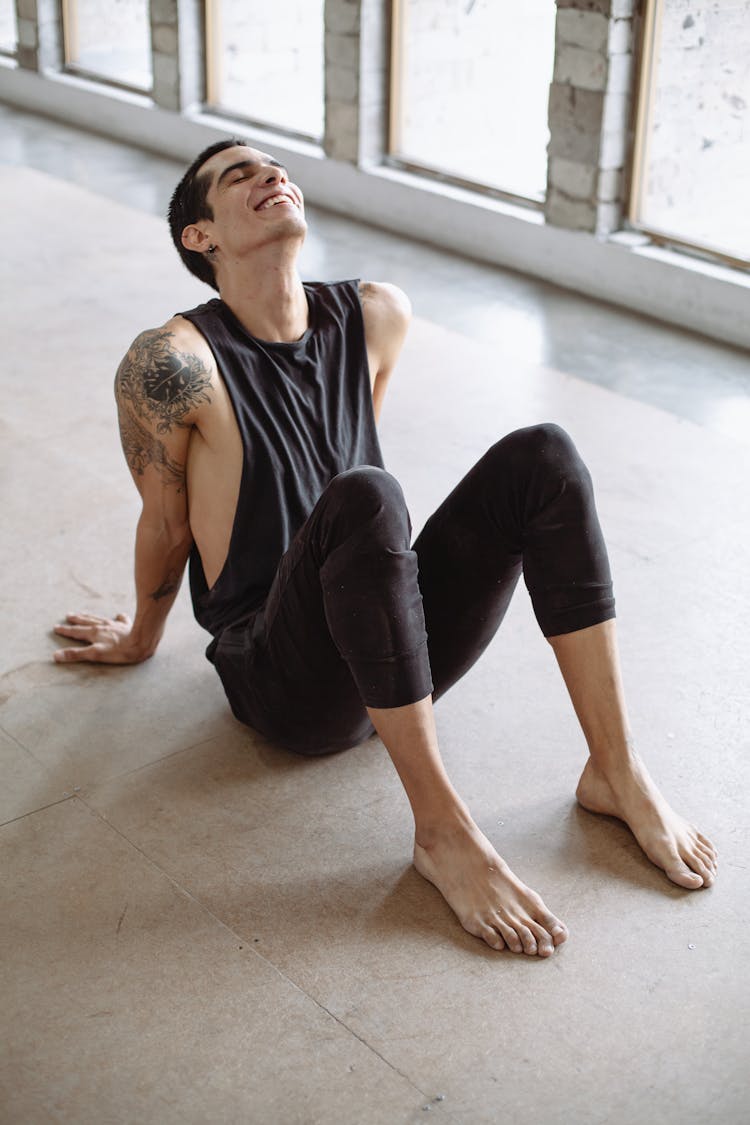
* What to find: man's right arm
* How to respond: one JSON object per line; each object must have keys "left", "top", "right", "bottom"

{"left": 54, "top": 323, "right": 213, "bottom": 664}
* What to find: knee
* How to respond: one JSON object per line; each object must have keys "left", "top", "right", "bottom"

{"left": 325, "top": 465, "right": 408, "bottom": 517}
{"left": 499, "top": 423, "right": 591, "bottom": 487}
{"left": 317, "top": 465, "right": 411, "bottom": 551}
{"left": 516, "top": 422, "right": 577, "bottom": 459}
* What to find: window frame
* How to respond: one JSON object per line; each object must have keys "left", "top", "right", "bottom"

{"left": 60, "top": 0, "right": 154, "bottom": 96}
{"left": 203, "top": 0, "right": 325, "bottom": 143}
{"left": 0, "top": 0, "right": 17, "bottom": 59}
{"left": 628, "top": 0, "right": 749, "bottom": 271}
{"left": 386, "top": 0, "right": 548, "bottom": 213}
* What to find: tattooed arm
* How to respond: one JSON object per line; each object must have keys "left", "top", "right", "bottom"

{"left": 54, "top": 323, "right": 213, "bottom": 664}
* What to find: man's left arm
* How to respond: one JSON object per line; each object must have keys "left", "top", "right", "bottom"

{"left": 358, "top": 281, "right": 412, "bottom": 423}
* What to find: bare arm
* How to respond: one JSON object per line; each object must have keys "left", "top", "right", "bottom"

{"left": 54, "top": 325, "right": 212, "bottom": 664}
{"left": 358, "top": 281, "right": 412, "bottom": 422}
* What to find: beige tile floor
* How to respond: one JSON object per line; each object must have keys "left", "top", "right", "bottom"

{"left": 1, "top": 163, "right": 749, "bottom": 1124}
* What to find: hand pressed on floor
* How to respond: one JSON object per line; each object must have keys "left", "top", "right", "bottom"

{"left": 52, "top": 611, "right": 146, "bottom": 664}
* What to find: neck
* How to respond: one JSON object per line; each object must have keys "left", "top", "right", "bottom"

{"left": 217, "top": 243, "right": 308, "bottom": 343}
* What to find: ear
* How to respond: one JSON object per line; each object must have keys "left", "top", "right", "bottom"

{"left": 181, "top": 223, "right": 213, "bottom": 255}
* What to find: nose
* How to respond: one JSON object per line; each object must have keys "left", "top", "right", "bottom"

{"left": 263, "top": 164, "right": 286, "bottom": 186}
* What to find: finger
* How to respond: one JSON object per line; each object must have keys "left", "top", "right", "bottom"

{"left": 115, "top": 613, "right": 131, "bottom": 625}
{"left": 64, "top": 613, "right": 104, "bottom": 625}
{"left": 54, "top": 645, "right": 99, "bottom": 663}
{"left": 54, "top": 625, "right": 94, "bottom": 639}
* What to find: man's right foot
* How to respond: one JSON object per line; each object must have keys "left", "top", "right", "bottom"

{"left": 413, "top": 815, "right": 568, "bottom": 957}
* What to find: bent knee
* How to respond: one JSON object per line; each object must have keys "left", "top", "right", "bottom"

{"left": 517, "top": 422, "right": 576, "bottom": 458}
{"left": 497, "top": 423, "right": 590, "bottom": 484}
{"left": 315, "top": 465, "right": 412, "bottom": 553}
{"left": 325, "top": 465, "right": 407, "bottom": 513}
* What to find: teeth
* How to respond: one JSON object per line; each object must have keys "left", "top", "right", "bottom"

{"left": 259, "top": 194, "right": 293, "bottom": 211}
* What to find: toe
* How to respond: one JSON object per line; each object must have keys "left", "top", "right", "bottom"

{"left": 694, "top": 842, "right": 717, "bottom": 873}
{"left": 529, "top": 922, "right": 555, "bottom": 958}
{"left": 697, "top": 833, "right": 718, "bottom": 861}
{"left": 469, "top": 919, "right": 505, "bottom": 952}
{"left": 690, "top": 855, "right": 715, "bottom": 887}
{"left": 541, "top": 914, "right": 568, "bottom": 946}
{"left": 481, "top": 925, "right": 506, "bottom": 952}
{"left": 494, "top": 917, "right": 524, "bottom": 954}
{"left": 666, "top": 858, "right": 704, "bottom": 889}
{"left": 515, "top": 924, "right": 538, "bottom": 956}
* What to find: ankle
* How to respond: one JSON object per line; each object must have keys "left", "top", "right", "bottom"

{"left": 414, "top": 801, "right": 476, "bottom": 851}
{"left": 587, "top": 736, "right": 640, "bottom": 777}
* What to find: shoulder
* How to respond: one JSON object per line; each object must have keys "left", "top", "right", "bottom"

{"left": 118, "top": 314, "right": 215, "bottom": 370}
{"left": 357, "top": 282, "right": 412, "bottom": 386}
{"left": 115, "top": 316, "right": 215, "bottom": 429}
{"left": 358, "top": 281, "right": 412, "bottom": 329}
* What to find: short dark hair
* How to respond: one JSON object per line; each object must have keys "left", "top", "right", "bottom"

{"left": 167, "top": 137, "right": 245, "bottom": 291}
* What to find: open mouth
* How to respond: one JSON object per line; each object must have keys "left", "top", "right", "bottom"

{"left": 255, "top": 193, "right": 298, "bottom": 212}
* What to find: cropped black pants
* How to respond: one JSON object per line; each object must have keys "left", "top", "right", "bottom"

{"left": 212, "top": 424, "right": 616, "bottom": 755}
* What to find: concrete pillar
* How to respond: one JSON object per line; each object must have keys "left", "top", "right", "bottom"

{"left": 545, "top": 0, "right": 638, "bottom": 234}
{"left": 16, "top": 0, "right": 63, "bottom": 72}
{"left": 150, "top": 0, "right": 204, "bottom": 112}
{"left": 324, "top": 0, "right": 389, "bottom": 165}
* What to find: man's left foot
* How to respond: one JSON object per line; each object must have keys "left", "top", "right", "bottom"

{"left": 575, "top": 753, "right": 718, "bottom": 889}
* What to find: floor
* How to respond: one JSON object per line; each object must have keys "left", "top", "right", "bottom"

{"left": 1, "top": 106, "right": 749, "bottom": 1125}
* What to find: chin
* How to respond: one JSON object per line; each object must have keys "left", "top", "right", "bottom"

{"left": 273, "top": 214, "right": 307, "bottom": 239}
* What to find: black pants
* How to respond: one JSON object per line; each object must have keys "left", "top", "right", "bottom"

{"left": 212, "top": 424, "right": 615, "bottom": 755}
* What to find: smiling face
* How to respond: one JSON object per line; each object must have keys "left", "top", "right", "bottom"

{"left": 196, "top": 144, "right": 307, "bottom": 260}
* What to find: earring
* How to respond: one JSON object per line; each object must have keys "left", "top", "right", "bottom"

{"left": 208, "top": 244, "right": 217, "bottom": 255}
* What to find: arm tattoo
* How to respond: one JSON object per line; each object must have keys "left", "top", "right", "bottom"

{"left": 150, "top": 568, "right": 182, "bottom": 601}
{"left": 115, "top": 329, "right": 212, "bottom": 433}
{"left": 119, "top": 408, "right": 186, "bottom": 491}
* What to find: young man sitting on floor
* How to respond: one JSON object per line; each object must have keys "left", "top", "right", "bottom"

{"left": 53, "top": 140, "right": 717, "bottom": 957}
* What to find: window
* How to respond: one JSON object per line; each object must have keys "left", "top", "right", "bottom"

{"left": 631, "top": 0, "right": 750, "bottom": 266}
{"left": 62, "top": 0, "right": 153, "bottom": 91}
{"left": 390, "top": 0, "right": 557, "bottom": 203}
{"left": 0, "top": 0, "right": 17, "bottom": 55}
{"left": 206, "top": 0, "right": 325, "bottom": 140}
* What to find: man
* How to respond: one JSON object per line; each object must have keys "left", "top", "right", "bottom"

{"left": 53, "top": 140, "right": 717, "bottom": 958}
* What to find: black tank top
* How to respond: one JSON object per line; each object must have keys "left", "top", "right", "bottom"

{"left": 177, "top": 280, "right": 384, "bottom": 636}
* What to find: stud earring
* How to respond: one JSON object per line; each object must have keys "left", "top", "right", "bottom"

{"left": 208, "top": 244, "right": 217, "bottom": 255}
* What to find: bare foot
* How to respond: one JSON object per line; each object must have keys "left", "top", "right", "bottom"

{"left": 413, "top": 815, "right": 568, "bottom": 957}
{"left": 576, "top": 754, "right": 718, "bottom": 889}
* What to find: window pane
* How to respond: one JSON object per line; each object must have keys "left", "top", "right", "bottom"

{"left": 0, "top": 0, "right": 18, "bottom": 53}
{"left": 64, "top": 0, "right": 152, "bottom": 90}
{"left": 393, "top": 0, "right": 556, "bottom": 200}
{"left": 209, "top": 0, "right": 324, "bottom": 139}
{"left": 635, "top": 0, "right": 750, "bottom": 262}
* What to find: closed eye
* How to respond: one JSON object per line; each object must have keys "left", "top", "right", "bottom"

{"left": 215, "top": 155, "right": 288, "bottom": 193}
{"left": 224, "top": 161, "right": 287, "bottom": 188}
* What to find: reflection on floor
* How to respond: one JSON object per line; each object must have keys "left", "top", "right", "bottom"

{"left": 1, "top": 111, "right": 748, "bottom": 1125}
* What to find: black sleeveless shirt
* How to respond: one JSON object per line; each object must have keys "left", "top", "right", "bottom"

{"left": 177, "top": 280, "right": 385, "bottom": 636}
